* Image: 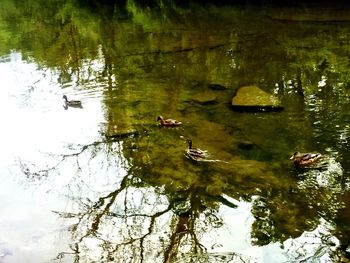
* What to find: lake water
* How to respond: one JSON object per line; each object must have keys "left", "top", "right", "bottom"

{"left": 1, "top": 1, "right": 350, "bottom": 262}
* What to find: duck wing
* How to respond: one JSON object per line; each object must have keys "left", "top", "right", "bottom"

{"left": 186, "top": 148, "right": 208, "bottom": 158}
{"left": 164, "top": 118, "right": 182, "bottom": 125}
{"left": 66, "top": 100, "right": 83, "bottom": 108}
{"left": 301, "top": 153, "right": 321, "bottom": 160}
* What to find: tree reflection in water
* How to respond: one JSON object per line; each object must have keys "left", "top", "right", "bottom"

{"left": 7, "top": 0, "right": 350, "bottom": 261}
{"left": 17, "top": 130, "right": 349, "bottom": 262}
{"left": 17, "top": 136, "right": 250, "bottom": 262}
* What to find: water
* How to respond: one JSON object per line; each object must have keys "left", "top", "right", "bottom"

{"left": 1, "top": 1, "right": 350, "bottom": 262}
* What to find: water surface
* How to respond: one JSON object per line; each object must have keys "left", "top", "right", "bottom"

{"left": 1, "top": 1, "right": 350, "bottom": 262}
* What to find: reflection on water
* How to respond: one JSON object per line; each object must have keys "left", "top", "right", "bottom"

{"left": 1, "top": 1, "right": 350, "bottom": 262}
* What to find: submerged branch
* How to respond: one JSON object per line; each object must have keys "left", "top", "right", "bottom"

{"left": 121, "top": 40, "right": 237, "bottom": 58}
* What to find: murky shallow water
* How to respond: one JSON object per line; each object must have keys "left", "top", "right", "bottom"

{"left": 1, "top": 1, "right": 350, "bottom": 262}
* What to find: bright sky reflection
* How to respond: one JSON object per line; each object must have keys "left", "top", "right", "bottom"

{"left": 0, "top": 51, "right": 108, "bottom": 263}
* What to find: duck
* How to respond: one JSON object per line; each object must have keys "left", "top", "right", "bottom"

{"left": 185, "top": 139, "right": 208, "bottom": 161}
{"left": 63, "top": 95, "right": 82, "bottom": 108}
{"left": 290, "top": 151, "right": 322, "bottom": 166}
{"left": 157, "top": 116, "right": 182, "bottom": 127}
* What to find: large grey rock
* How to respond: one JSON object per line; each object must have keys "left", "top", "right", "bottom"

{"left": 232, "top": 85, "right": 283, "bottom": 112}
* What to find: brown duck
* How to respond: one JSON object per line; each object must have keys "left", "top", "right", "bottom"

{"left": 157, "top": 116, "right": 182, "bottom": 127}
{"left": 290, "top": 152, "right": 322, "bottom": 166}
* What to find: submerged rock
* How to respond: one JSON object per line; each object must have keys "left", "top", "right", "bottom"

{"left": 189, "top": 90, "right": 219, "bottom": 105}
{"left": 237, "top": 141, "right": 255, "bottom": 150}
{"left": 208, "top": 83, "right": 227, "bottom": 90}
{"left": 105, "top": 129, "right": 139, "bottom": 141}
{"left": 232, "top": 85, "right": 283, "bottom": 112}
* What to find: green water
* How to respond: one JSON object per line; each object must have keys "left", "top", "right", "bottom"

{"left": 1, "top": 0, "right": 350, "bottom": 262}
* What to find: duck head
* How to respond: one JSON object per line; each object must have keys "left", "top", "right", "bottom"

{"left": 186, "top": 139, "right": 193, "bottom": 149}
{"left": 290, "top": 152, "right": 300, "bottom": 160}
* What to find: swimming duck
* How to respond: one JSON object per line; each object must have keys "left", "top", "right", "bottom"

{"left": 290, "top": 151, "right": 322, "bottom": 166}
{"left": 157, "top": 116, "right": 182, "bottom": 127}
{"left": 185, "top": 139, "right": 208, "bottom": 161}
{"left": 63, "top": 95, "right": 82, "bottom": 108}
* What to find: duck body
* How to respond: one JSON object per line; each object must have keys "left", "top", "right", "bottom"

{"left": 63, "top": 95, "right": 82, "bottom": 108}
{"left": 157, "top": 116, "right": 182, "bottom": 127}
{"left": 290, "top": 151, "right": 322, "bottom": 166}
{"left": 186, "top": 139, "right": 208, "bottom": 161}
